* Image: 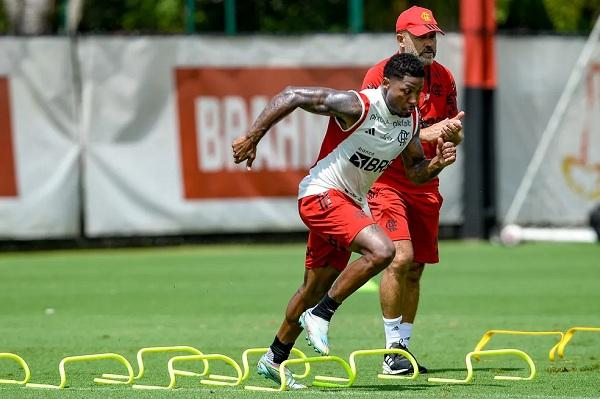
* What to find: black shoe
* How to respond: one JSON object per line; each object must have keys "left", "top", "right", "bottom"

{"left": 382, "top": 341, "right": 428, "bottom": 375}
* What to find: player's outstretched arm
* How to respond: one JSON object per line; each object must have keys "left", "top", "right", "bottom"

{"left": 402, "top": 136, "right": 456, "bottom": 184}
{"left": 232, "top": 86, "right": 362, "bottom": 169}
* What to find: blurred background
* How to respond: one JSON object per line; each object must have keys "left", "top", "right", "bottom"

{"left": 0, "top": 0, "right": 599, "bottom": 249}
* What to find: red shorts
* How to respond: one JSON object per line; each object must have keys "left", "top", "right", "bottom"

{"left": 367, "top": 185, "right": 442, "bottom": 264}
{"left": 299, "top": 189, "right": 375, "bottom": 272}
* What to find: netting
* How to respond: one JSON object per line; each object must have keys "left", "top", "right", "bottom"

{"left": 499, "top": 17, "right": 600, "bottom": 244}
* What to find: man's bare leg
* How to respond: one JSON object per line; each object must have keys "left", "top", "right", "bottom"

{"left": 379, "top": 240, "right": 427, "bottom": 374}
{"left": 329, "top": 224, "right": 396, "bottom": 301}
{"left": 257, "top": 266, "right": 339, "bottom": 389}
{"left": 402, "top": 261, "right": 425, "bottom": 323}
{"left": 301, "top": 224, "right": 396, "bottom": 355}
{"left": 276, "top": 266, "right": 340, "bottom": 345}
{"left": 379, "top": 240, "right": 414, "bottom": 319}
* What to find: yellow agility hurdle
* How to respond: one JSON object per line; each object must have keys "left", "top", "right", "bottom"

{"left": 245, "top": 355, "right": 353, "bottom": 391}
{"left": 25, "top": 353, "right": 134, "bottom": 389}
{"left": 556, "top": 327, "right": 600, "bottom": 359}
{"left": 168, "top": 353, "right": 243, "bottom": 387}
{"left": 240, "top": 347, "right": 310, "bottom": 382}
{"left": 428, "top": 349, "right": 536, "bottom": 384}
{"left": 131, "top": 353, "right": 243, "bottom": 390}
{"left": 0, "top": 353, "right": 31, "bottom": 385}
{"left": 473, "top": 330, "right": 564, "bottom": 361}
{"left": 313, "top": 348, "right": 419, "bottom": 387}
{"left": 98, "top": 345, "right": 208, "bottom": 389}
{"left": 101, "top": 345, "right": 208, "bottom": 383}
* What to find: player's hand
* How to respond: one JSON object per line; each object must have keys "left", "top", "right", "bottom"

{"left": 232, "top": 134, "right": 258, "bottom": 170}
{"left": 440, "top": 111, "right": 464, "bottom": 144}
{"left": 436, "top": 137, "right": 456, "bottom": 167}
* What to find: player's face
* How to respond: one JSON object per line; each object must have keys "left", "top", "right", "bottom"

{"left": 397, "top": 31, "right": 437, "bottom": 66}
{"left": 382, "top": 76, "right": 423, "bottom": 117}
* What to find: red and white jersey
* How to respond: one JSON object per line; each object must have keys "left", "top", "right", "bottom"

{"left": 363, "top": 58, "right": 458, "bottom": 193}
{"left": 298, "top": 88, "right": 419, "bottom": 206}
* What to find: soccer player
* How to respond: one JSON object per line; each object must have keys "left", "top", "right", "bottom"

{"left": 361, "top": 6, "right": 464, "bottom": 375}
{"left": 232, "top": 53, "right": 456, "bottom": 389}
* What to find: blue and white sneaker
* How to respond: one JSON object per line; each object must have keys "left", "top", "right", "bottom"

{"left": 256, "top": 353, "right": 306, "bottom": 389}
{"left": 299, "top": 308, "right": 330, "bottom": 355}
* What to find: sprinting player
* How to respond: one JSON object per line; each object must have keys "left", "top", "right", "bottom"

{"left": 232, "top": 53, "right": 457, "bottom": 389}
{"left": 361, "top": 6, "right": 464, "bottom": 375}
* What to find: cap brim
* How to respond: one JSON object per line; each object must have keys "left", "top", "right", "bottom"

{"left": 406, "top": 24, "right": 445, "bottom": 36}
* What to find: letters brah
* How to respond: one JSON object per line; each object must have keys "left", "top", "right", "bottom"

{"left": 175, "top": 67, "right": 366, "bottom": 199}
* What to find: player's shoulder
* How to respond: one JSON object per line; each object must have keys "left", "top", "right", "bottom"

{"left": 359, "top": 87, "right": 382, "bottom": 106}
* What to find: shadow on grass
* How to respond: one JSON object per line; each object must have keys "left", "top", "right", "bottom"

{"left": 340, "top": 367, "right": 525, "bottom": 391}
{"left": 426, "top": 367, "right": 522, "bottom": 373}
{"left": 335, "top": 382, "right": 506, "bottom": 391}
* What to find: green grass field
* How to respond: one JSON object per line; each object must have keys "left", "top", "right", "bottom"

{"left": 1, "top": 242, "right": 599, "bottom": 398}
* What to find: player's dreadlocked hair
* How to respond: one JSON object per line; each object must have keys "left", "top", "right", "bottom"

{"left": 383, "top": 53, "right": 424, "bottom": 80}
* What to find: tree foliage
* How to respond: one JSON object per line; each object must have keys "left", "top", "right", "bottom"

{"left": 0, "top": 0, "right": 598, "bottom": 34}
{"left": 78, "top": 0, "right": 184, "bottom": 33}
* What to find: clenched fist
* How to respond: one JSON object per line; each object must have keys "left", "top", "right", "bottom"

{"left": 436, "top": 137, "right": 456, "bottom": 167}
{"left": 232, "top": 135, "right": 258, "bottom": 170}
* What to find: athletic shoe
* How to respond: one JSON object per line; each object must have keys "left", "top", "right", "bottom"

{"left": 299, "top": 308, "right": 330, "bottom": 355}
{"left": 382, "top": 341, "right": 428, "bottom": 375}
{"left": 256, "top": 353, "right": 306, "bottom": 389}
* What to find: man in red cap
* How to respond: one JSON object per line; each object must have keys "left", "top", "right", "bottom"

{"left": 362, "top": 6, "right": 464, "bottom": 375}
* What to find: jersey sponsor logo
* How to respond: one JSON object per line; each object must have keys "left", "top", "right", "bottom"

{"left": 369, "top": 113, "right": 412, "bottom": 128}
{"left": 385, "top": 219, "right": 398, "bottom": 232}
{"left": 380, "top": 132, "right": 396, "bottom": 143}
{"left": 348, "top": 151, "right": 392, "bottom": 173}
{"left": 370, "top": 128, "right": 410, "bottom": 144}
{"left": 343, "top": 187, "right": 362, "bottom": 203}
{"left": 366, "top": 189, "right": 377, "bottom": 201}
{"left": 317, "top": 191, "right": 333, "bottom": 211}
{"left": 364, "top": 127, "right": 375, "bottom": 136}
{"left": 397, "top": 129, "right": 411, "bottom": 146}
{"left": 431, "top": 83, "right": 442, "bottom": 97}
{"left": 370, "top": 114, "right": 390, "bottom": 125}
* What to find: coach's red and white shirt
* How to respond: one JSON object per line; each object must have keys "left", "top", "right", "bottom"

{"left": 298, "top": 88, "right": 419, "bottom": 206}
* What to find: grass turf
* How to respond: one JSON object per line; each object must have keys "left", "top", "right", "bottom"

{"left": 0, "top": 241, "right": 599, "bottom": 398}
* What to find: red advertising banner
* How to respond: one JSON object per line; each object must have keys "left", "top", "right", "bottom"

{"left": 0, "top": 77, "right": 18, "bottom": 197}
{"left": 175, "top": 67, "right": 366, "bottom": 199}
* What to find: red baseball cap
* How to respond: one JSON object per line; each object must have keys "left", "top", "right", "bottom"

{"left": 395, "top": 6, "right": 445, "bottom": 36}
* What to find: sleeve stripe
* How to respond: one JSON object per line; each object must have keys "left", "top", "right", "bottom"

{"left": 334, "top": 90, "right": 369, "bottom": 132}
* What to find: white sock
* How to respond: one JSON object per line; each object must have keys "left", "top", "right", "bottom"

{"left": 382, "top": 316, "right": 402, "bottom": 348}
{"left": 398, "top": 322, "right": 413, "bottom": 348}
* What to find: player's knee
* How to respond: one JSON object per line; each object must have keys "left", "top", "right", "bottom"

{"left": 406, "top": 262, "right": 424, "bottom": 284}
{"left": 370, "top": 240, "right": 396, "bottom": 271}
{"left": 386, "top": 244, "right": 413, "bottom": 276}
{"left": 389, "top": 251, "right": 413, "bottom": 271}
